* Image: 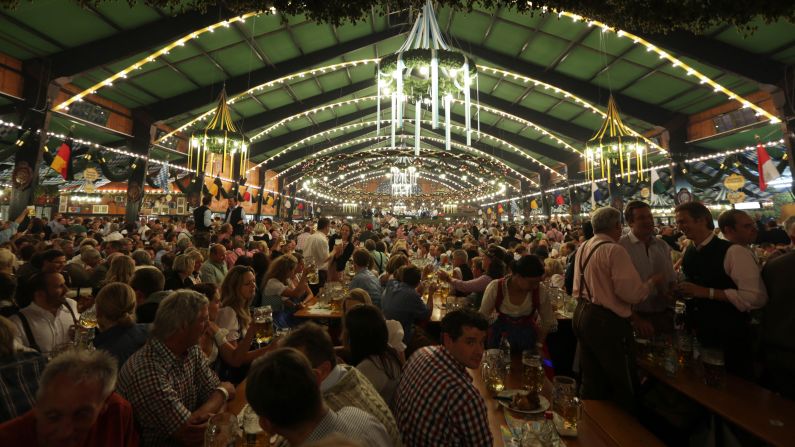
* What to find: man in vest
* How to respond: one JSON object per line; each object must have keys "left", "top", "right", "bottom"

{"left": 572, "top": 207, "right": 663, "bottom": 414}
{"left": 675, "top": 202, "right": 767, "bottom": 379}
{"left": 224, "top": 195, "right": 245, "bottom": 237}
{"left": 193, "top": 195, "right": 212, "bottom": 233}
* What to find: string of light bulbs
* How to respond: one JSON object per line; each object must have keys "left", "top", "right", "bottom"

{"left": 256, "top": 119, "right": 554, "bottom": 183}
{"left": 54, "top": 12, "right": 263, "bottom": 112}
{"left": 0, "top": 118, "right": 307, "bottom": 201}
{"left": 245, "top": 96, "right": 571, "bottom": 178}
{"left": 156, "top": 59, "right": 380, "bottom": 144}
{"left": 555, "top": 10, "right": 781, "bottom": 125}
{"left": 478, "top": 138, "right": 788, "bottom": 205}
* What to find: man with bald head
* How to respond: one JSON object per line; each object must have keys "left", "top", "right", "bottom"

{"left": 199, "top": 243, "right": 227, "bottom": 286}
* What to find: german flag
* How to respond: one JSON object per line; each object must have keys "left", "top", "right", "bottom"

{"left": 50, "top": 142, "right": 71, "bottom": 179}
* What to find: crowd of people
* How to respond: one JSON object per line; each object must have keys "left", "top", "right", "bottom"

{"left": 0, "top": 199, "right": 792, "bottom": 446}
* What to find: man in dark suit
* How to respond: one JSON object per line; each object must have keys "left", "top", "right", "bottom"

{"left": 224, "top": 196, "right": 245, "bottom": 237}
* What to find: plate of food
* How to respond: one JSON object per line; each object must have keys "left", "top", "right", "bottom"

{"left": 495, "top": 390, "right": 550, "bottom": 414}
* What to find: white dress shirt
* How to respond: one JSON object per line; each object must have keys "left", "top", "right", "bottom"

{"left": 296, "top": 231, "right": 311, "bottom": 251}
{"left": 619, "top": 231, "right": 677, "bottom": 313}
{"left": 303, "top": 231, "right": 330, "bottom": 271}
{"left": 11, "top": 298, "right": 79, "bottom": 354}
{"left": 697, "top": 234, "right": 768, "bottom": 312}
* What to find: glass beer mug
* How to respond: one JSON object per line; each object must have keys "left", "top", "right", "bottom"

{"left": 481, "top": 349, "right": 507, "bottom": 394}
{"left": 552, "top": 376, "right": 581, "bottom": 434}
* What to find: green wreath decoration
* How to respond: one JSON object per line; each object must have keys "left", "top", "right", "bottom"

{"left": 379, "top": 49, "right": 477, "bottom": 101}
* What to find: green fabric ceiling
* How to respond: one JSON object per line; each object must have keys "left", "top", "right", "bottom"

{"left": 0, "top": 1, "right": 792, "bottom": 187}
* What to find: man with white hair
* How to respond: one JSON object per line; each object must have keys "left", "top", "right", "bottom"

{"left": 117, "top": 290, "right": 235, "bottom": 446}
{"left": 572, "top": 207, "right": 664, "bottom": 414}
{"left": 0, "top": 349, "right": 138, "bottom": 446}
{"left": 63, "top": 247, "right": 102, "bottom": 289}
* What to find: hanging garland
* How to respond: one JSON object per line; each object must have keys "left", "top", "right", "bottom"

{"left": 16, "top": 0, "right": 784, "bottom": 34}
{"left": 379, "top": 49, "right": 476, "bottom": 101}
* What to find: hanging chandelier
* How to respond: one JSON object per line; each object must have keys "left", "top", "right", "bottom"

{"left": 188, "top": 88, "right": 249, "bottom": 177}
{"left": 585, "top": 95, "right": 647, "bottom": 183}
{"left": 388, "top": 156, "right": 420, "bottom": 197}
{"left": 377, "top": 0, "right": 477, "bottom": 155}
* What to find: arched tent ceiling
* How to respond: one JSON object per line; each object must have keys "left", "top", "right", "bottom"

{"left": 1, "top": 2, "right": 793, "bottom": 195}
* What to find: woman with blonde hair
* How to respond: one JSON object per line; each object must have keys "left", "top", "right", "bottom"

{"left": 0, "top": 248, "right": 16, "bottom": 275}
{"left": 93, "top": 282, "right": 148, "bottom": 367}
{"left": 184, "top": 248, "right": 204, "bottom": 284}
{"left": 101, "top": 254, "right": 135, "bottom": 287}
{"left": 217, "top": 266, "right": 258, "bottom": 342}
{"left": 164, "top": 253, "right": 195, "bottom": 290}
{"left": 216, "top": 265, "right": 259, "bottom": 382}
{"left": 193, "top": 283, "right": 272, "bottom": 375}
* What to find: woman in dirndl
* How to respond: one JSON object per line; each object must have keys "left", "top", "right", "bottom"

{"left": 479, "top": 254, "right": 557, "bottom": 354}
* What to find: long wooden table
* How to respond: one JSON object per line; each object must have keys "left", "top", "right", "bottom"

{"left": 293, "top": 300, "right": 343, "bottom": 319}
{"left": 228, "top": 381, "right": 271, "bottom": 447}
{"left": 227, "top": 357, "right": 662, "bottom": 447}
{"left": 638, "top": 358, "right": 795, "bottom": 446}
{"left": 470, "top": 357, "right": 664, "bottom": 447}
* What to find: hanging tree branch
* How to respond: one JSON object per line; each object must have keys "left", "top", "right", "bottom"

{"left": 1, "top": 1, "right": 791, "bottom": 34}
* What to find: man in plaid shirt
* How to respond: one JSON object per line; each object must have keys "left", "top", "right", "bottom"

{"left": 117, "top": 290, "right": 236, "bottom": 446}
{"left": 395, "top": 309, "right": 491, "bottom": 446}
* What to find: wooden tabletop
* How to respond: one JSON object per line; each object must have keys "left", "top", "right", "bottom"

{"left": 227, "top": 381, "right": 271, "bottom": 447}
{"left": 469, "top": 356, "right": 663, "bottom": 447}
{"left": 638, "top": 358, "right": 795, "bottom": 446}
{"left": 292, "top": 299, "right": 343, "bottom": 319}
{"left": 228, "top": 357, "right": 661, "bottom": 447}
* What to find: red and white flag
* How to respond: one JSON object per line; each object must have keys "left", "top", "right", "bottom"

{"left": 756, "top": 143, "right": 780, "bottom": 191}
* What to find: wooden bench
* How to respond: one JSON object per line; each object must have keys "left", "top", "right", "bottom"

{"left": 638, "top": 358, "right": 795, "bottom": 446}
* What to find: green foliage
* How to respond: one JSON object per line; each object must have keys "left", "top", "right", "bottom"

{"left": 379, "top": 49, "right": 476, "bottom": 100}
{"left": 3, "top": 1, "right": 791, "bottom": 34}
{"left": 772, "top": 190, "right": 795, "bottom": 219}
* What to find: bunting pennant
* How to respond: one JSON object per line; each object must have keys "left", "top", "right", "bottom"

{"left": 156, "top": 163, "right": 170, "bottom": 193}
{"left": 649, "top": 168, "right": 660, "bottom": 202}
{"left": 50, "top": 141, "right": 72, "bottom": 180}
{"left": 757, "top": 142, "right": 780, "bottom": 191}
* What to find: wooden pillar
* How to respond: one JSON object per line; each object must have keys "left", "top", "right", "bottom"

{"left": 9, "top": 61, "right": 56, "bottom": 220}
{"left": 124, "top": 111, "right": 153, "bottom": 223}
{"left": 254, "top": 168, "right": 265, "bottom": 221}
{"left": 538, "top": 172, "right": 552, "bottom": 219}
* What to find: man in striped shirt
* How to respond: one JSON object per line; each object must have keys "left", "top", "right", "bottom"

{"left": 395, "top": 309, "right": 491, "bottom": 446}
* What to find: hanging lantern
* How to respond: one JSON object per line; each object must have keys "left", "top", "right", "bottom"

{"left": 188, "top": 88, "right": 249, "bottom": 177}
{"left": 585, "top": 95, "right": 647, "bottom": 183}
{"left": 378, "top": 0, "right": 477, "bottom": 153}
{"left": 390, "top": 156, "right": 420, "bottom": 197}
